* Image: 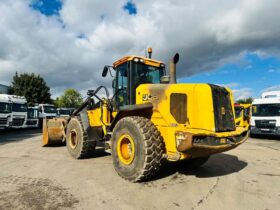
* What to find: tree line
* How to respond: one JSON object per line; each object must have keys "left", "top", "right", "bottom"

{"left": 8, "top": 72, "right": 82, "bottom": 108}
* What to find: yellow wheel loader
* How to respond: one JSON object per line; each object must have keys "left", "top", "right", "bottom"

{"left": 234, "top": 103, "right": 251, "bottom": 130}
{"left": 43, "top": 49, "right": 249, "bottom": 182}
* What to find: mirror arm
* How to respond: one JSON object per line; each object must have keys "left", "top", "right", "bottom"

{"left": 109, "top": 68, "right": 114, "bottom": 77}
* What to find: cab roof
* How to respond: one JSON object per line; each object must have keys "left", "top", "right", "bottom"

{"left": 113, "top": 55, "right": 165, "bottom": 68}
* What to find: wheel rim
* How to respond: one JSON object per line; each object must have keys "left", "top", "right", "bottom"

{"left": 117, "top": 134, "right": 135, "bottom": 165}
{"left": 69, "top": 129, "right": 78, "bottom": 149}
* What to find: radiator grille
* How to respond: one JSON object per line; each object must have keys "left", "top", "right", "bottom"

{"left": 209, "top": 84, "right": 235, "bottom": 132}
{"left": 12, "top": 118, "right": 24, "bottom": 126}
{"left": 255, "top": 120, "right": 276, "bottom": 129}
{"left": 0, "top": 118, "right": 7, "bottom": 125}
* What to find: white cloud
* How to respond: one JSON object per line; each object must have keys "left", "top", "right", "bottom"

{"left": 262, "top": 85, "right": 280, "bottom": 93}
{"left": 232, "top": 88, "right": 253, "bottom": 100}
{"left": 0, "top": 0, "right": 280, "bottom": 98}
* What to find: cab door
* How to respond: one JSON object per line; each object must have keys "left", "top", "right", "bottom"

{"left": 115, "top": 63, "right": 129, "bottom": 107}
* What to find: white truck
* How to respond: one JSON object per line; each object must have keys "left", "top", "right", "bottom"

{"left": 26, "top": 107, "right": 39, "bottom": 128}
{"left": 56, "top": 108, "right": 71, "bottom": 117}
{"left": 0, "top": 94, "right": 12, "bottom": 129}
{"left": 37, "top": 104, "right": 57, "bottom": 127}
{"left": 250, "top": 91, "right": 280, "bottom": 136}
{"left": 10, "top": 95, "right": 28, "bottom": 129}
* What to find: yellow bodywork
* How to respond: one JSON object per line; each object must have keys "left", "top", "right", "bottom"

{"left": 43, "top": 54, "right": 248, "bottom": 163}
{"left": 82, "top": 83, "right": 248, "bottom": 162}
{"left": 134, "top": 84, "right": 248, "bottom": 161}
{"left": 234, "top": 104, "right": 251, "bottom": 130}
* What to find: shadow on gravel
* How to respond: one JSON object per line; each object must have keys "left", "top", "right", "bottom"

{"left": 151, "top": 153, "right": 248, "bottom": 181}
{"left": 0, "top": 129, "right": 41, "bottom": 145}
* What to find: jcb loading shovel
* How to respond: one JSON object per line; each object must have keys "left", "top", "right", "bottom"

{"left": 42, "top": 118, "right": 68, "bottom": 146}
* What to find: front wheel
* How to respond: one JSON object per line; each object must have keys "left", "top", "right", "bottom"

{"left": 66, "top": 117, "right": 96, "bottom": 159}
{"left": 111, "top": 116, "right": 165, "bottom": 182}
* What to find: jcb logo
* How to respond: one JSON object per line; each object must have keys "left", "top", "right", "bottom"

{"left": 142, "top": 94, "right": 158, "bottom": 101}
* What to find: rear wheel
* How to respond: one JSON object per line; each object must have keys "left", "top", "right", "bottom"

{"left": 186, "top": 156, "right": 210, "bottom": 169}
{"left": 111, "top": 116, "right": 165, "bottom": 182}
{"left": 66, "top": 116, "right": 96, "bottom": 159}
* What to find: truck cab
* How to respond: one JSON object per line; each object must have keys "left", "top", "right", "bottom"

{"left": 10, "top": 95, "right": 28, "bottom": 129}
{"left": 250, "top": 91, "right": 280, "bottom": 136}
{"left": 26, "top": 107, "right": 39, "bottom": 128}
{"left": 37, "top": 104, "right": 57, "bottom": 126}
{"left": 57, "top": 108, "right": 71, "bottom": 117}
{"left": 0, "top": 94, "right": 12, "bottom": 129}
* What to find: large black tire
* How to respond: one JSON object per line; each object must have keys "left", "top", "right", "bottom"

{"left": 186, "top": 156, "right": 210, "bottom": 169}
{"left": 111, "top": 116, "right": 165, "bottom": 182}
{"left": 66, "top": 116, "right": 96, "bottom": 159}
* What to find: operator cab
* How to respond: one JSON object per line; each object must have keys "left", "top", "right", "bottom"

{"left": 103, "top": 54, "right": 166, "bottom": 108}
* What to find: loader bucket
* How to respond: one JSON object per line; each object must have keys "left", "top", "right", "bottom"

{"left": 42, "top": 118, "right": 68, "bottom": 146}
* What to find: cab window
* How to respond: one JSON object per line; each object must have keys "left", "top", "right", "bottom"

{"left": 116, "top": 63, "right": 128, "bottom": 106}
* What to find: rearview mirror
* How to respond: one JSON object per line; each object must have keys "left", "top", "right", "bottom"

{"left": 102, "top": 66, "right": 109, "bottom": 77}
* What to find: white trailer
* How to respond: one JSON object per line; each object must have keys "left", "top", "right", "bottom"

{"left": 26, "top": 107, "right": 39, "bottom": 128}
{"left": 10, "top": 95, "right": 28, "bottom": 129}
{"left": 0, "top": 94, "right": 12, "bottom": 129}
{"left": 250, "top": 91, "right": 280, "bottom": 136}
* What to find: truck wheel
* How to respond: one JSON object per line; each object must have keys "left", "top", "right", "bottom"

{"left": 186, "top": 156, "right": 210, "bottom": 169}
{"left": 66, "top": 116, "right": 96, "bottom": 159}
{"left": 111, "top": 116, "right": 165, "bottom": 182}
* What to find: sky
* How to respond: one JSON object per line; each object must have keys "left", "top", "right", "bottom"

{"left": 0, "top": 0, "right": 280, "bottom": 100}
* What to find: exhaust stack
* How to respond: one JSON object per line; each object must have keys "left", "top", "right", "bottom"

{"left": 169, "top": 53, "right": 179, "bottom": 84}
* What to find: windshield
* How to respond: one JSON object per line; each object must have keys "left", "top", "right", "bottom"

{"left": 59, "top": 109, "right": 70, "bottom": 115}
{"left": 0, "top": 102, "right": 12, "bottom": 113}
{"left": 12, "top": 103, "right": 27, "bottom": 112}
{"left": 133, "top": 63, "right": 164, "bottom": 85}
{"left": 234, "top": 106, "right": 243, "bottom": 118}
{"left": 252, "top": 104, "right": 280, "bottom": 116}
{"left": 27, "top": 108, "right": 38, "bottom": 119}
{"left": 44, "top": 106, "right": 57, "bottom": 114}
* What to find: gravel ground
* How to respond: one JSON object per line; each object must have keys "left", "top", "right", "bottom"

{"left": 0, "top": 129, "right": 279, "bottom": 210}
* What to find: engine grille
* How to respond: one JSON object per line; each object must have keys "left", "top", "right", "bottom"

{"left": 209, "top": 84, "right": 235, "bottom": 132}
{"left": 170, "top": 93, "right": 187, "bottom": 124}
{"left": 12, "top": 118, "right": 24, "bottom": 126}
{"left": 255, "top": 120, "right": 276, "bottom": 129}
{"left": 0, "top": 118, "right": 7, "bottom": 125}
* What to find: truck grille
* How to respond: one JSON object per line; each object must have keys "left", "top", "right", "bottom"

{"left": 0, "top": 118, "right": 7, "bottom": 125}
{"left": 12, "top": 118, "right": 24, "bottom": 126}
{"left": 209, "top": 84, "right": 235, "bottom": 132}
{"left": 255, "top": 120, "right": 276, "bottom": 129}
{"left": 26, "top": 120, "right": 37, "bottom": 125}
